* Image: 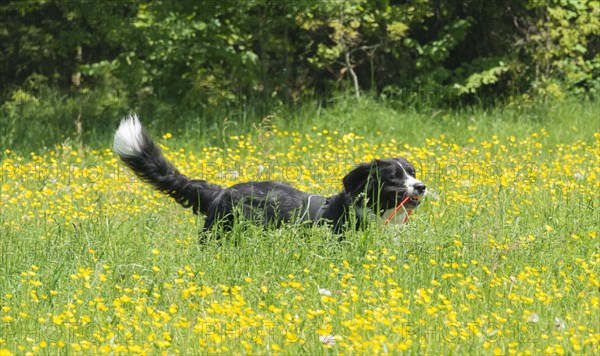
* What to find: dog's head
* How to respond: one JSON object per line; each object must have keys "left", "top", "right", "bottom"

{"left": 343, "top": 157, "right": 426, "bottom": 216}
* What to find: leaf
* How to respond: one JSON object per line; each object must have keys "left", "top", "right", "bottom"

{"left": 388, "top": 21, "right": 409, "bottom": 41}
{"left": 192, "top": 21, "right": 207, "bottom": 31}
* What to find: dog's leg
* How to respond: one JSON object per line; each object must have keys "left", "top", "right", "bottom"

{"left": 199, "top": 211, "right": 235, "bottom": 243}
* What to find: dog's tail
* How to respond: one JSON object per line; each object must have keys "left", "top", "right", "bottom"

{"left": 113, "top": 114, "right": 222, "bottom": 214}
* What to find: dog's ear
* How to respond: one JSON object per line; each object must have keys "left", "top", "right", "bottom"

{"left": 343, "top": 161, "right": 377, "bottom": 196}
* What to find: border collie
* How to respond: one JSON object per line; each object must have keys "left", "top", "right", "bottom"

{"left": 113, "top": 114, "right": 426, "bottom": 234}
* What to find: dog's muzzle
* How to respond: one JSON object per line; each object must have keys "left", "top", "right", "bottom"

{"left": 398, "top": 182, "right": 427, "bottom": 209}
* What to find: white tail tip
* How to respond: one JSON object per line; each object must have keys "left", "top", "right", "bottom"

{"left": 114, "top": 114, "right": 144, "bottom": 157}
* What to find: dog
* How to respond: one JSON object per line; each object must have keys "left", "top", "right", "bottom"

{"left": 114, "top": 114, "right": 426, "bottom": 234}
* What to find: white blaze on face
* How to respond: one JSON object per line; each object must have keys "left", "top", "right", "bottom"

{"left": 397, "top": 161, "right": 422, "bottom": 196}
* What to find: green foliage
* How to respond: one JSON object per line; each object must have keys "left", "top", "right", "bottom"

{"left": 453, "top": 59, "right": 510, "bottom": 95}
{"left": 517, "top": 0, "right": 600, "bottom": 97}
{"left": 0, "top": 75, "right": 129, "bottom": 151}
{"left": 0, "top": 0, "right": 598, "bottom": 147}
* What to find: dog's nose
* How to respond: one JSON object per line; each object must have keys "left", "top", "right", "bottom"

{"left": 413, "top": 182, "right": 426, "bottom": 194}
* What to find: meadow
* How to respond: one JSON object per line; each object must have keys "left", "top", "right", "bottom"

{"left": 1, "top": 98, "right": 599, "bottom": 354}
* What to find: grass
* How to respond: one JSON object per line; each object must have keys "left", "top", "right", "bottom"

{"left": 1, "top": 97, "right": 599, "bottom": 354}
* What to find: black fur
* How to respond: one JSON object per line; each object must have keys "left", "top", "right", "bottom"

{"left": 115, "top": 121, "right": 426, "bottom": 235}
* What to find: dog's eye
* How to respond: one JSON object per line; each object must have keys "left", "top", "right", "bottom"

{"left": 403, "top": 166, "right": 416, "bottom": 177}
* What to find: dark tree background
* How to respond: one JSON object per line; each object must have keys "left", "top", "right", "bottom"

{"left": 1, "top": 0, "right": 598, "bottom": 148}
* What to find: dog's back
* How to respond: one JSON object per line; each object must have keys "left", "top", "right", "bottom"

{"left": 204, "top": 181, "right": 321, "bottom": 229}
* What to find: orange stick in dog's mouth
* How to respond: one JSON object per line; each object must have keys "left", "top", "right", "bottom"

{"left": 384, "top": 196, "right": 414, "bottom": 225}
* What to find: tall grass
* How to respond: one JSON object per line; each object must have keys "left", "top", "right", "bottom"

{"left": 1, "top": 97, "right": 598, "bottom": 354}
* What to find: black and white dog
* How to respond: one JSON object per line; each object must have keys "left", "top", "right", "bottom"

{"left": 114, "top": 115, "right": 426, "bottom": 234}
